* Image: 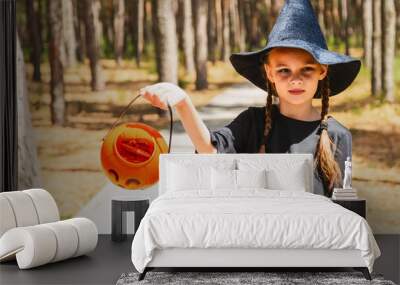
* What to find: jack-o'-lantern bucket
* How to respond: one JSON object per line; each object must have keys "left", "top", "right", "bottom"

{"left": 100, "top": 94, "right": 173, "bottom": 190}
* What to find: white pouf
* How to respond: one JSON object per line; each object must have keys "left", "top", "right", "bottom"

{"left": 0, "top": 189, "right": 98, "bottom": 269}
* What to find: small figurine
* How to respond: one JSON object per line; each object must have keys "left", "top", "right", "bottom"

{"left": 343, "top": 156, "right": 352, "bottom": 189}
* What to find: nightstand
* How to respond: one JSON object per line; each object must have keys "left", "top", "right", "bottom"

{"left": 331, "top": 198, "right": 366, "bottom": 218}
{"left": 111, "top": 196, "right": 150, "bottom": 242}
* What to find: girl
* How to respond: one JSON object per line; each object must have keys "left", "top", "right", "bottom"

{"left": 139, "top": 0, "right": 359, "bottom": 197}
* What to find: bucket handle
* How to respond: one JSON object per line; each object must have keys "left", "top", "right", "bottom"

{"left": 101, "top": 92, "right": 174, "bottom": 154}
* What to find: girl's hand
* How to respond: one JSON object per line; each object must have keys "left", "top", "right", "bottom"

{"left": 139, "top": 82, "right": 189, "bottom": 110}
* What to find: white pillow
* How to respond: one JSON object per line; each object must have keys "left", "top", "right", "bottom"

{"left": 211, "top": 168, "right": 268, "bottom": 191}
{"left": 237, "top": 158, "right": 309, "bottom": 192}
{"left": 236, "top": 169, "right": 267, "bottom": 189}
{"left": 266, "top": 165, "right": 307, "bottom": 191}
{"left": 167, "top": 162, "right": 212, "bottom": 192}
{"left": 211, "top": 168, "right": 237, "bottom": 191}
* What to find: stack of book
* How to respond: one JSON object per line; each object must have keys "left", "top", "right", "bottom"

{"left": 331, "top": 188, "right": 358, "bottom": 200}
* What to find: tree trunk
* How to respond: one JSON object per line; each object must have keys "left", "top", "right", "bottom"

{"left": 100, "top": 0, "right": 113, "bottom": 53}
{"left": 362, "top": 0, "right": 373, "bottom": 69}
{"left": 113, "top": 0, "right": 125, "bottom": 66}
{"left": 38, "top": 0, "right": 44, "bottom": 49}
{"left": 221, "top": 0, "right": 230, "bottom": 61}
{"left": 228, "top": 0, "right": 235, "bottom": 51}
{"left": 75, "top": 0, "right": 86, "bottom": 62}
{"left": 266, "top": 0, "right": 280, "bottom": 30}
{"left": 316, "top": 0, "right": 326, "bottom": 34}
{"left": 143, "top": 0, "right": 153, "bottom": 57}
{"left": 26, "top": 0, "right": 42, "bottom": 82}
{"left": 323, "top": 0, "right": 333, "bottom": 40}
{"left": 180, "top": 0, "right": 195, "bottom": 74}
{"left": 150, "top": 0, "right": 163, "bottom": 118}
{"left": 264, "top": 0, "right": 272, "bottom": 34}
{"left": 16, "top": 34, "right": 43, "bottom": 189}
{"left": 249, "top": 0, "right": 260, "bottom": 48}
{"left": 153, "top": 0, "right": 178, "bottom": 84}
{"left": 48, "top": 0, "right": 66, "bottom": 126}
{"left": 215, "top": 0, "right": 223, "bottom": 60}
{"left": 395, "top": 0, "right": 400, "bottom": 54}
{"left": 382, "top": 0, "right": 396, "bottom": 102}
{"left": 237, "top": 0, "right": 246, "bottom": 51}
{"left": 271, "top": 0, "right": 281, "bottom": 22}
{"left": 62, "top": 0, "right": 77, "bottom": 68}
{"left": 331, "top": 0, "right": 341, "bottom": 48}
{"left": 354, "top": 0, "right": 364, "bottom": 47}
{"left": 83, "top": 0, "right": 105, "bottom": 91}
{"left": 229, "top": 0, "right": 241, "bottom": 52}
{"left": 176, "top": 0, "right": 183, "bottom": 51}
{"left": 207, "top": 0, "right": 217, "bottom": 64}
{"left": 134, "top": 0, "right": 144, "bottom": 67}
{"left": 151, "top": 0, "right": 161, "bottom": 79}
{"left": 93, "top": 0, "right": 103, "bottom": 52}
{"left": 372, "top": 0, "right": 382, "bottom": 96}
{"left": 243, "top": 0, "right": 252, "bottom": 49}
{"left": 193, "top": 0, "right": 208, "bottom": 90}
{"left": 339, "top": 0, "right": 349, "bottom": 55}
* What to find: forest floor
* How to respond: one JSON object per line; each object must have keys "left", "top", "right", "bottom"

{"left": 26, "top": 53, "right": 400, "bottom": 233}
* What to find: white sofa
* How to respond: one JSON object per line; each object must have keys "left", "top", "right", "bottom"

{"left": 0, "top": 188, "right": 98, "bottom": 269}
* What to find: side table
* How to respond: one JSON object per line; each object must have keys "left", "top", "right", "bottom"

{"left": 331, "top": 198, "right": 366, "bottom": 218}
{"left": 111, "top": 196, "right": 150, "bottom": 242}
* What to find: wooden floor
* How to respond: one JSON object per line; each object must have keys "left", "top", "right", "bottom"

{"left": 0, "top": 234, "right": 398, "bottom": 285}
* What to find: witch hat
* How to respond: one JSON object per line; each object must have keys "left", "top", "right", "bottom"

{"left": 229, "top": 0, "right": 361, "bottom": 98}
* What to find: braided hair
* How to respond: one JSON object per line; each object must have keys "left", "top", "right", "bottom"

{"left": 258, "top": 52, "right": 342, "bottom": 195}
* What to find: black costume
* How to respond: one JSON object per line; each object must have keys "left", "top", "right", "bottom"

{"left": 195, "top": 104, "right": 352, "bottom": 197}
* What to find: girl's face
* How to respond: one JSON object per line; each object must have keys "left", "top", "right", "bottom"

{"left": 264, "top": 47, "right": 328, "bottom": 105}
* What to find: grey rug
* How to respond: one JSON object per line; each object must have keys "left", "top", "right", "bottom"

{"left": 116, "top": 271, "right": 396, "bottom": 285}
